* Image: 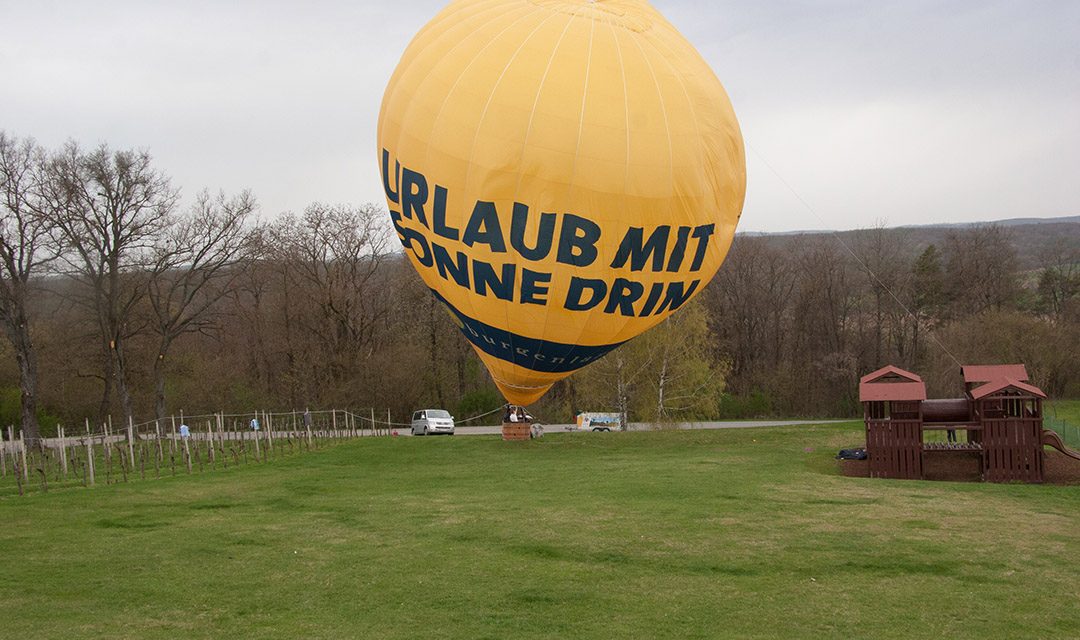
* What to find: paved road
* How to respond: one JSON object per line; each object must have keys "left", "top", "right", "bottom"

{"left": 406, "top": 419, "right": 850, "bottom": 437}
{"left": 1, "top": 420, "right": 850, "bottom": 451}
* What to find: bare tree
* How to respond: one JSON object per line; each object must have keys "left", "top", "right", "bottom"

{"left": 1035, "top": 235, "right": 1080, "bottom": 320}
{"left": 270, "top": 203, "right": 392, "bottom": 402}
{"left": 148, "top": 190, "right": 258, "bottom": 421}
{"left": 708, "top": 236, "right": 795, "bottom": 388}
{"left": 44, "top": 142, "right": 178, "bottom": 423}
{"left": 0, "top": 132, "right": 56, "bottom": 443}
{"left": 852, "top": 223, "right": 909, "bottom": 367}
{"left": 907, "top": 244, "right": 945, "bottom": 368}
{"left": 943, "top": 224, "right": 1019, "bottom": 317}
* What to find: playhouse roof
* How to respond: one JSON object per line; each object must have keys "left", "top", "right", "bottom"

{"left": 969, "top": 377, "right": 1047, "bottom": 400}
{"left": 859, "top": 365, "right": 927, "bottom": 402}
{"left": 961, "top": 364, "right": 1029, "bottom": 384}
{"left": 860, "top": 365, "right": 923, "bottom": 385}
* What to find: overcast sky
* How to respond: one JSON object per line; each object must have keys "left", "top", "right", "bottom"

{"left": 3, "top": 0, "right": 1077, "bottom": 232}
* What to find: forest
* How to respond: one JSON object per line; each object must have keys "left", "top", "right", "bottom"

{"left": 1, "top": 132, "right": 1078, "bottom": 440}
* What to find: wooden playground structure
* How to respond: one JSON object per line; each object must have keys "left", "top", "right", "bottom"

{"left": 860, "top": 364, "right": 1080, "bottom": 483}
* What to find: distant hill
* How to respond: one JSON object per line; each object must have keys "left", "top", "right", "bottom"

{"left": 739, "top": 215, "right": 1080, "bottom": 270}
{"left": 898, "top": 215, "right": 1080, "bottom": 229}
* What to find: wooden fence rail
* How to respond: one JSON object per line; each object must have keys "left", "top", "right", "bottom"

{"left": 0, "top": 408, "right": 398, "bottom": 497}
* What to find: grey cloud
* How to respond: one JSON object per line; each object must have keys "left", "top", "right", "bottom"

{"left": 1, "top": 0, "right": 1076, "bottom": 231}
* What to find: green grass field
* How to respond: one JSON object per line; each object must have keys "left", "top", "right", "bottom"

{"left": 1, "top": 423, "right": 1078, "bottom": 639}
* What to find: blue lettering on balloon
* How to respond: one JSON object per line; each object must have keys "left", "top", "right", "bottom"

{"left": 381, "top": 148, "right": 400, "bottom": 205}
{"left": 429, "top": 289, "right": 624, "bottom": 374}
{"left": 604, "top": 278, "right": 645, "bottom": 316}
{"left": 473, "top": 260, "right": 514, "bottom": 300}
{"left": 556, "top": 214, "right": 600, "bottom": 267}
{"left": 610, "top": 226, "right": 670, "bottom": 271}
{"left": 400, "top": 167, "right": 429, "bottom": 228}
{"left": 520, "top": 268, "right": 551, "bottom": 305}
{"left": 510, "top": 203, "right": 554, "bottom": 261}
{"left": 432, "top": 185, "right": 458, "bottom": 241}
{"left": 565, "top": 277, "right": 607, "bottom": 310}
{"left": 433, "top": 244, "right": 469, "bottom": 287}
{"left": 655, "top": 279, "right": 700, "bottom": 314}
{"left": 689, "top": 224, "right": 715, "bottom": 271}
{"left": 462, "top": 201, "right": 507, "bottom": 252}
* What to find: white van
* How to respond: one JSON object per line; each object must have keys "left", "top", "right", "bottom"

{"left": 411, "top": 409, "right": 455, "bottom": 436}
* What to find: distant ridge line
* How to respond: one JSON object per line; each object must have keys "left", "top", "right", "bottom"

{"left": 740, "top": 214, "right": 1080, "bottom": 236}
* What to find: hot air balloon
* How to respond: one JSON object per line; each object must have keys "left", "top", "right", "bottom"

{"left": 378, "top": 0, "right": 745, "bottom": 406}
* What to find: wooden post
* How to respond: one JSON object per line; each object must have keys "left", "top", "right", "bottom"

{"left": 85, "top": 422, "right": 95, "bottom": 486}
{"left": 252, "top": 416, "right": 261, "bottom": 460}
{"left": 207, "top": 421, "right": 216, "bottom": 466}
{"left": 332, "top": 410, "right": 337, "bottom": 439}
{"left": 11, "top": 426, "right": 22, "bottom": 495}
{"left": 153, "top": 421, "right": 161, "bottom": 479}
{"left": 183, "top": 434, "right": 193, "bottom": 474}
{"left": 386, "top": 409, "right": 391, "bottom": 437}
{"left": 1, "top": 426, "right": 7, "bottom": 478}
{"left": 217, "top": 414, "right": 227, "bottom": 469}
{"left": 59, "top": 426, "right": 68, "bottom": 478}
{"left": 19, "top": 429, "right": 28, "bottom": 484}
{"left": 266, "top": 411, "right": 274, "bottom": 454}
{"left": 104, "top": 416, "right": 112, "bottom": 464}
{"left": 369, "top": 408, "right": 375, "bottom": 437}
{"left": 127, "top": 416, "right": 136, "bottom": 469}
{"left": 169, "top": 415, "right": 177, "bottom": 455}
{"left": 216, "top": 413, "right": 225, "bottom": 456}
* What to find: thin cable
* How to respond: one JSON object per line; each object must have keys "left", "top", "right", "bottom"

{"left": 747, "top": 142, "right": 963, "bottom": 368}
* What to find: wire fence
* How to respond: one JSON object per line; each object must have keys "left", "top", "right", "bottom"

{"left": 0, "top": 408, "right": 396, "bottom": 498}
{"left": 1045, "top": 417, "right": 1080, "bottom": 449}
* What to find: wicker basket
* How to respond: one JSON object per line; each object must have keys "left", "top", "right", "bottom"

{"left": 501, "top": 422, "right": 531, "bottom": 441}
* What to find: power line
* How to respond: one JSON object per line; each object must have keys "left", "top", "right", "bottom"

{"left": 748, "top": 142, "right": 963, "bottom": 368}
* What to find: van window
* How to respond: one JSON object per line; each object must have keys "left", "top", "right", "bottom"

{"left": 412, "top": 411, "right": 422, "bottom": 421}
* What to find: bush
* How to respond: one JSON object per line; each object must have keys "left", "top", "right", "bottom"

{"left": 454, "top": 389, "right": 504, "bottom": 422}
{"left": 716, "top": 391, "right": 774, "bottom": 419}
{"left": 0, "top": 387, "right": 64, "bottom": 436}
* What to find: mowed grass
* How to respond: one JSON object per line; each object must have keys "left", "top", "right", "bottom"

{"left": 1, "top": 424, "right": 1078, "bottom": 639}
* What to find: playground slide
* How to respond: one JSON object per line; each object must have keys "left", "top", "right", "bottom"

{"left": 1042, "top": 429, "right": 1080, "bottom": 461}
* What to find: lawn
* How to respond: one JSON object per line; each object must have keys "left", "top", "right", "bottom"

{"left": 1, "top": 423, "right": 1078, "bottom": 639}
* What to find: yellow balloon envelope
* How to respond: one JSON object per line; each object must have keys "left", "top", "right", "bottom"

{"left": 378, "top": 0, "right": 746, "bottom": 405}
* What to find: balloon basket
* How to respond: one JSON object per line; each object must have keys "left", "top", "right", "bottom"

{"left": 502, "top": 422, "right": 531, "bottom": 441}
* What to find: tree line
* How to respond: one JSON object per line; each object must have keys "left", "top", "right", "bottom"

{"left": 1, "top": 132, "right": 1077, "bottom": 440}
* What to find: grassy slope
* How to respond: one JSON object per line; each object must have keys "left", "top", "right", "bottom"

{"left": 1, "top": 424, "right": 1078, "bottom": 640}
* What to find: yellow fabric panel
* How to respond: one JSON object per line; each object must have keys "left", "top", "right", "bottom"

{"left": 378, "top": 0, "right": 745, "bottom": 405}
